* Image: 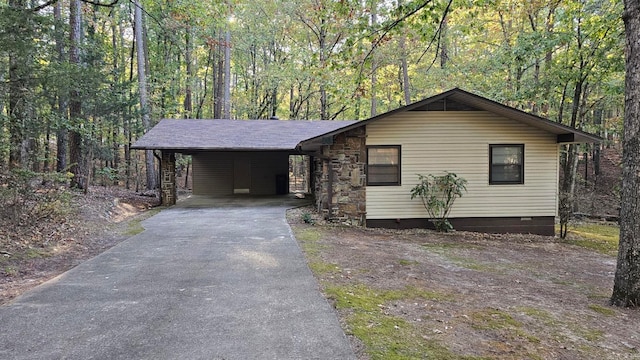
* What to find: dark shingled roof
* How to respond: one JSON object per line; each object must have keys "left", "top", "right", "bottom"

{"left": 132, "top": 119, "right": 358, "bottom": 151}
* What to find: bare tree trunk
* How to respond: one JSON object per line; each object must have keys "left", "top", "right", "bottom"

{"left": 397, "top": 0, "right": 411, "bottom": 105}
{"left": 54, "top": 2, "right": 68, "bottom": 172}
{"left": 440, "top": 14, "right": 448, "bottom": 69}
{"left": 196, "top": 48, "right": 213, "bottom": 119}
{"left": 125, "top": 22, "right": 134, "bottom": 190}
{"left": 593, "top": 108, "right": 602, "bottom": 182}
{"left": 399, "top": 35, "right": 411, "bottom": 105}
{"left": 214, "top": 32, "right": 224, "bottom": 119}
{"left": 559, "top": 78, "right": 585, "bottom": 238}
{"left": 223, "top": 29, "right": 231, "bottom": 119}
{"left": 184, "top": 27, "right": 193, "bottom": 118}
{"left": 541, "top": 5, "right": 557, "bottom": 116}
{"left": 319, "top": 18, "right": 328, "bottom": 120}
{"left": 69, "top": 0, "right": 85, "bottom": 189}
{"left": 134, "top": 0, "right": 156, "bottom": 190}
{"left": 110, "top": 14, "right": 120, "bottom": 184}
{"left": 611, "top": 0, "right": 640, "bottom": 308}
{"left": 7, "top": 0, "right": 30, "bottom": 169}
{"left": 370, "top": 0, "right": 377, "bottom": 117}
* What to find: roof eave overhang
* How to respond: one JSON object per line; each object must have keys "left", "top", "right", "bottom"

{"left": 447, "top": 91, "right": 602, "bottom": 143}
{"left": 297, "top": 88, "right": 602, "bottom": 149}
{"left": 131, "top": 146, "right": 298, "bottom": 152}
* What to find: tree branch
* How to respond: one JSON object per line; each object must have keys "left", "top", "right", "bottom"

{"left": 32, "top": 0, "right": 120, "bottom": 12}
{"left": 32, "top": 1, "right": 58, "bottom": 12}
{"left": 352, "top": 0, "right": 453, "bottom": 102}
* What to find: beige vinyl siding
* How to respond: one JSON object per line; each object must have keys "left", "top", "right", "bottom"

{"left": 366, "top": 111, "right": 559, "bottom": 219}
{"left": 193, "top": 151, "right": 289, "bottom": 196}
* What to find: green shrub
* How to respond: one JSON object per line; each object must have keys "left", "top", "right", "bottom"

{"left": 302, "top": 212, "right": 315, "bottom": 224}
{"left": 410, "top": 172, "right": 467, "bottom": 232}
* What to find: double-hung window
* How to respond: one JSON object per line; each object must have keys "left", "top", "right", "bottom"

{"left": 367, "top": 146, "right": 401, "bottom": 186}
{"left": 489, "top": 144, "right": 524, "bottom": 184}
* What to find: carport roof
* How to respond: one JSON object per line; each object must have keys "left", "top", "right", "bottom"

{"left": 131, "top": 119, "right": 358, "bottom": 151}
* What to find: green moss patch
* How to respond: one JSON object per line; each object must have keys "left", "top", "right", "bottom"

{"left": 124, "top": 209, "right": 160, "bottom": 236}
{"left": 398, "top": 259, "right": 419, "bottom": 266}
{"left": 470, "top": 308, "right": 521, "bottom": 331}
{"left": 308, "top": 261, "right": 341, "bottom": 275}
{"left": 565, "top": 223, "right": 619, "bottom": 255}
{"left": 294, "top": 227, "right": 326, "bottom": 257}
{"left": 421, "top": 244, "right": 500, "bottom": 272}
{"left": 587, "top": 304, "right": 617, "bottom": 316}
{"left": 323, "top": 284, "right": 480, "bottom": 360}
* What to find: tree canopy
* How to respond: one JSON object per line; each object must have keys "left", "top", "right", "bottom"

{"left": 0, "top": 0, "right": 625, "bottom": 197}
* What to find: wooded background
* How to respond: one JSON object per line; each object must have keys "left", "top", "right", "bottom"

{"left": 4, "top": 0, "right": 640, "bottom": 308}
{"left": 0, "top": 0, "right": 624, "bottom": 196}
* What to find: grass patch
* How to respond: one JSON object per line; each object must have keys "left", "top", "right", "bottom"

{"left": 398, "top": 259, "right": 419, "bottom": 266}
{"left": 517, "top": 306, "right": 557, "bottom": 326}
{"left": 470, "top": 308, "right": 521, "bottom": 330}
{"left": 587, "top": 292, "right": 610, "bottom": 300}
{"left": 422, "top": 244, "right": 499, "bottom": 272}
{"left": 24, "top": 247, "right": 48, "bottom": 259}
{"left": 326, "top": 284, "right": 452, "bottom": 311}
{"left": 3, "top": 266, "right": 18, "bottom": 276}
{"left": 125, "top": 219, "right": 145, "bottom": 236}
{"left": 293, "top": 227, "right": 326, "bottom": 257}
{"left": 309, "top": 261, "right": 341, "bottom": 275}
{"left": 0, "top": 247, "right": 50, "bottom": 267}
{"left": 422, "top": 242, "right": 480, "bottom": 251}
{"left": 570, "top": 324, "right": 605, "bottom": 342}
{"left": 587, "top": 304, "right": 617, "bottom": 316}
{"left": 295, "top": 227, "right": 322, "bottom": 242}
{"left": 123, "top": 209, "right": 161, "bottom": 236}
{"left": 460, "top": 261, "right": 495, "bottom": 272}
{"left": 470, "top": 308, "right": 541, "bottom": 344}
{"left": 324, "top": 284, "right": 479, "bottom": 360}
{"left": 563, "top": 223, "right": 619, "bottom": 255}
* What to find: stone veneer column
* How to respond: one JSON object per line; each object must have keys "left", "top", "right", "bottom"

{"left": 313, "top": 127, "right": 366, "bottom": 225}
{"left": 161, "top": 151, "right": 177, "bottom": 206}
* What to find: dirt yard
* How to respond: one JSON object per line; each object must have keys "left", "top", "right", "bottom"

{"left": 0, "top": 186, "right": 160, "bottom": 305}
{"left": 288, "top": 208, "right": 639, "bottom": 360}
{"left": 2, "top": 179, "right": 636, "bottom": 359}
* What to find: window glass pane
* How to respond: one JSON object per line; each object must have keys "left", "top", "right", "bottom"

{"left": 490, "top": 145, "right": 523, "bottom": 184}
{"left": 367, "top": 146, "right": 400, "bottom": 185}
{"left": 492, "top": 146, "right": 522, "bottom": 165}
{"left": 491, "top": 164, "right": 522, "bottom": 182}
{"left": 369, "top": 148, "right": 398, "bottom": 165}
{"left": 368, "top": 165, "right": 398, "bottom": 183}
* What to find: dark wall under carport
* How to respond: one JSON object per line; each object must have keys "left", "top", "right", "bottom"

{"left": 192, "top": 151, "right": 290, "bottom": 196}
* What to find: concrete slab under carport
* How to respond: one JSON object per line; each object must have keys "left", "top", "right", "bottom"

{"left": 175, "top": 193, "right": 312, "bottom": 208}
{"left": 0, "top": 194, "right": 354, "bottom": 360}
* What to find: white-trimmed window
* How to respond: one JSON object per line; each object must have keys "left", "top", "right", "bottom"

{"left": 490, "top": 144, "right": 524, "bottom": 184}
{"left": 367, "top": 146, "right": 401, "bottom": 186}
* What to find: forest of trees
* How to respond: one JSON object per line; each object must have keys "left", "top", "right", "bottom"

{"left": 0, "top": 0, "right": 638, "bottom": 301}
{"left": 0, "top": 0, "right": 624, "bottom": 188}
{"left": 1, "top": 1, "right": 638, "bottom": 304}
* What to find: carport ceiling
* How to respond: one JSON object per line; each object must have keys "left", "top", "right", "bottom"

{"left": 132, "top": 119, "right": 358, "bottom": 151}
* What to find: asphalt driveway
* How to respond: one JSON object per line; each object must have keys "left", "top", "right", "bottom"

{"left": 0, "top": 197, "right": 355, "bottom": 360}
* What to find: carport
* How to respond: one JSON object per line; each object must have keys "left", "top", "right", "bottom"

{"left": 132, "top": 119, "right": 356, "bottom": 205}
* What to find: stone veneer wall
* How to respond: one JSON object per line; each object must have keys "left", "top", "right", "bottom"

{"left": 161, "top": 151, "right": 177, "bottom": 205}
{"left": 313, "top": 127, "right": 366, "bottom": 225}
